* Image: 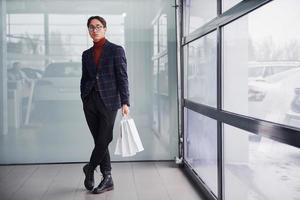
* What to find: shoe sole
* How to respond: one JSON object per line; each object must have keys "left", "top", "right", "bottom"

{"left": 83, "top": 167, "right": 94, "bottom": 191}
{"left": 92, "top": 186, "right": 114, "bottom": 194}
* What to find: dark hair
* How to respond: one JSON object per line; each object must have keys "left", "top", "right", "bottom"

{"left": 87, "top": 16, "right": 107, "bottom": 28}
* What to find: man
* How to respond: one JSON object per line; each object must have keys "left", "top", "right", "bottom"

{"left": 80, "top": 16, "right": 129, "bottom": 194}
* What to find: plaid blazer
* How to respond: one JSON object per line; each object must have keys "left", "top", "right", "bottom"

{"left": 80, "top": 40, "right": 129, "bottom": 111}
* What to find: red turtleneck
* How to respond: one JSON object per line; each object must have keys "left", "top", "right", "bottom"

{"left": 93, "top": 37, "right": 106, "bottom": 69}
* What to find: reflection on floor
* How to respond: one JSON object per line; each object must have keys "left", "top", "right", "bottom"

{"left": 0, "top": 162, "right": 204, "bottom": 200}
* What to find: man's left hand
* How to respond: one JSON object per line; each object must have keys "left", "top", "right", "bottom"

{"left": 122, "top": 104, "right": 129, "bottom": 116}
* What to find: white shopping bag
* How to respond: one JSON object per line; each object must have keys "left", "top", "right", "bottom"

{"left": 114, "top": 130, "right": 122, "bottom": 155}
{"left": 114, "top": 116, "right": 144, "bottom": 157}
{"left": 126, "top": 118, "right": 144, "bottom": 152}
{"left": 121, "top": 118, "right": 136, "bottom": 157}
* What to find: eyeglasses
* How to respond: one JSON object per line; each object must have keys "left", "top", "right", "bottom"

{"left": 88, "top": 26, "right": 104, "bottom": 32}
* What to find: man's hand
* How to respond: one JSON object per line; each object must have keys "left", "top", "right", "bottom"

{"left": 122, "top": 104, "right": 129, "bottom": 116}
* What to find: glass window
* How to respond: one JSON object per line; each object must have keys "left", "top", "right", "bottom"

{"left": 153, "top": 59, "right": 158, "bottom": 93}
{"left": 184, "top": 0, "right": 217, "bottom": 35}
{"left": 49, "top": 14, "right": 124, "bottom": 61}
{"left": 152, "top": 59, "right": 159, "bottom": 134}
{"left": 223, "top": 0, "right": 300, "bottom": 129}
{"left": 224, "top": 124, "right": 300, "bottom": 200}
{"left": 152, "top": 93, "right": 159, "bottom": 134}
{"left": 222, "top": 0, "right": 243, "bottom": 12}
{"left": 185, "top": 31, "right": 217, "bottom": 107}
{"left": 153, "top": 21, "right": 158, "bottom": 55}
{"left": 158, "top": 55, "right": 168, "bottom": 95}
{"left": 159, "top": 14, "right": 167, "bottom": 52}
{"left": 43, "top": 62, "right": 81, "bottom": 77}
{"left": 7, "top": 14, "right": 44, "bottom": 56}
{"left": 1, "top": 0, "right": 178, "bottom": 164}
{"left": 184, "top": 108, "right": 218, "bottom": 196}
{"left": 159, "top": 97, "right": 170, "bottom": 139}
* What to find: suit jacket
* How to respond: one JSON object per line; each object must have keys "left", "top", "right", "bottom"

{"left": 80, "top": 40, "right": 129, "bottom": 111}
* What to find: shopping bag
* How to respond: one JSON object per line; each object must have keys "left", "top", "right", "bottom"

{"left": 114, "top": 130, "right": 122, "bottom": 155}
{"left": 126, "top": 118, "right": 144, "bottom": 152}
{"left": 114, "top": 116, "right": 144, "bottom": 157}
{"left": 121, "top": 118, "right": 137, "bottom": 157}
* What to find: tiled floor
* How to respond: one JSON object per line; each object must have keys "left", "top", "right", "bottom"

{"left": 0, "top": 161, "right": 205, "bottom": 200}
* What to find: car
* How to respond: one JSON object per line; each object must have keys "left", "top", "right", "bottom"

{"left": 248, "top": 78, "right": 269, "bottom": 101}
{"left": 33, "top": 62, "right": 81, "bottom": 102}
{"left": 248, "top": 61, "right": 300, "bottom": 102}
{"left": 32, "top": 62, "right": 82, "bottom": 122}
{"left": 248, "top": 67, "right": 300, "bottom": 128}
{"left": 21, "top": 67, "right": 43, "bottom": 79}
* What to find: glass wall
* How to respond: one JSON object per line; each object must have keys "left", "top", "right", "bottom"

{"left": 184, "top": 0, "right": 217, "bottom": 35}
{"left": 151, "top": 5, "right": 178, "bottom": 153}
{"left": 182, "top": 0, "right": 300, "bottom": 200}
{"left": 224, "top": 124, "right": 300, "bottom": 200}
{"left": 0, "top": 0, "right": 178, "bottom": 164}
{"left": 184, "top": 31, "right": 217, "bottom": 107}
{"left": 184, "top": 108, "right": 218, "bottom": 195}
{"left": 223, "top": 0, "right": 300, "bottom": 129}
{"left": 182, "top": 0, "right": 219, "bottom": 197}
{"left": 222, "top": 0, "right": 243, "bottom": 12}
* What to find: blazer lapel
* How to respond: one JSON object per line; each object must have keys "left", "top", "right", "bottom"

{"left": 86, "top": 47, "right": 96, "bottom": 77}
{"left": 99, "top": 40, "right": 111, "bottom": 68}
{"left": 85, "top": 39, "right": 112, "bottom": 77}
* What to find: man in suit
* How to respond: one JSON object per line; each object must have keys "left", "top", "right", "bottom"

{"left": 80, "top": 16, "right": 129, "bottom": 194}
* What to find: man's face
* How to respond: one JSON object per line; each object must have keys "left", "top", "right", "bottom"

{"left": 88, "top": 19, "right": 106, "bottom": 42}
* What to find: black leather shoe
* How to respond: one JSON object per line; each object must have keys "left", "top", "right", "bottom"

{"left": 83, "top": 163, "right": 94, "bottom": 191}
{"left": 92, "top": 174, "right": 114, "bottom": 194}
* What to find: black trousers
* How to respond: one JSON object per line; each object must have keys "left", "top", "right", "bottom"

{"left": 83, "top": 87, "right": 117, "bottom": 174}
